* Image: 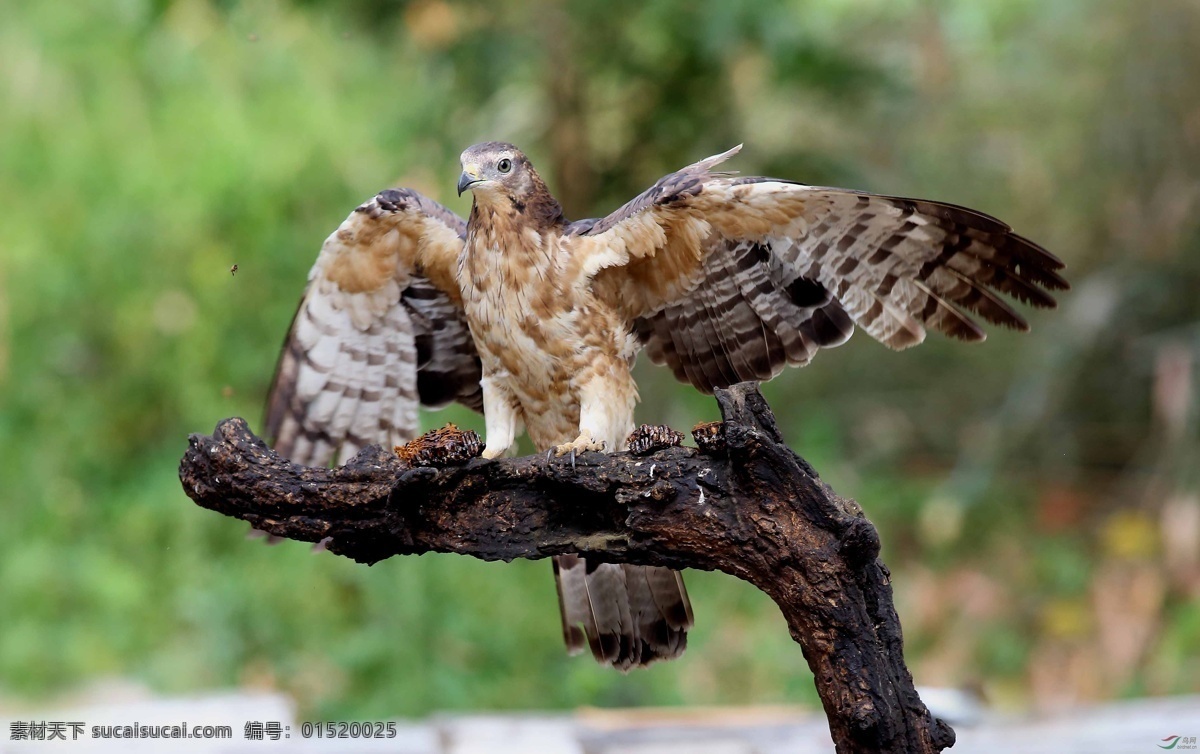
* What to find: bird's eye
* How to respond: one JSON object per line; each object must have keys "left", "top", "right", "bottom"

{"left": 497, "top": 158, "right": 512, "bottom": 173}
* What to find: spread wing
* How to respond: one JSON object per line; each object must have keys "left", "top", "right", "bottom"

{"left": 579, "top": 146, "right": 1068, "bottom": 392}
{"left": 265, "top": 189, "right": 480, "bottom": 467}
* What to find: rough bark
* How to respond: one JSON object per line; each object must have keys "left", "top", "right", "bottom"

{"left": 178, "top": 382, "right": 954, "bottom": 754}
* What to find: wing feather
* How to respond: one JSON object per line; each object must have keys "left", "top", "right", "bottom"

{"left": 265, "top": 189, "right": 480, "bottom": 468}
{"left": 579, "top": 149, "right": 1065, "bottom": 392}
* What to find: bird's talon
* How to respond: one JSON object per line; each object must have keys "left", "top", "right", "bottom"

{"left": 553, "top": 436, "right": 606, "bottom": 459}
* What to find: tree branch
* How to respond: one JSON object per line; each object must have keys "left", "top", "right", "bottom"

{"left": 178, "top": 382, "right": 954, "bottom": 754}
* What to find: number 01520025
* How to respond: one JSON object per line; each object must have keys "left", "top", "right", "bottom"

{"left": 299, "top": 722, "right": 397, "bottom": 739}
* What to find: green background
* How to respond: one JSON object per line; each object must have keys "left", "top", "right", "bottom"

{"left": 2, "top": 0, "right": 1198, "bottom": 719}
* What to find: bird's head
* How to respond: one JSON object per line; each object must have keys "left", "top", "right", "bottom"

{"left": 457, "top": 142, "right": 564, "bottom": 227}
{"left": 456, "top": 142, "right": 539, "bottom": 201}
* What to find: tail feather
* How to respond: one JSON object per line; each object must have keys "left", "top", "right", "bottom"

{"left": 639, "top": 564, "right": 694, "bottom": 630}
{"left": 554, "top": 554, "right": 692, "bottom": 671}
{"left": 552, "top": 554, "right": 589, "bottom": 655}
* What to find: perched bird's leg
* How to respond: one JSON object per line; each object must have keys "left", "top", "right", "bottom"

{"left": 553, "top": 372, "right": 633, "bottom": 458}
{"left": 480, "top": 376, "right": 520, "bottom": 460}
{"left": 553, "top": 434, "right": 606, "bottom": 458}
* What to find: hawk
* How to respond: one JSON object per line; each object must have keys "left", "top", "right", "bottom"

{"left": 265, "top": 142, "right": 1067, "bottom": 670}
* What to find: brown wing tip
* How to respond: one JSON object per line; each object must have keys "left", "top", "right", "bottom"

{"left": 1020, "top": 265, "right": 1070, "bottom": 295}
{"left": 1042, "top": 270, "right": 1071, "bottom": 292}
{"left": 938, "top": 312, "right": 989, "bottom": 342}
{"left": 969, "top": 320, "right": 1032, "bottom": 339}
{"left": 1016, "top": 284, "right": 1060, "bottom": 309}
{"left": 1020, "top": 237, "right": 1068, "bottom": 271}
{"left": 992, "top": 307, "right": 1032, "bottom": 332}
{"left": 1010, "top": 234, "right": 1070, "bottom": 292}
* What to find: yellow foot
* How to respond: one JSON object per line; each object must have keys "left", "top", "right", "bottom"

{"left": 481, "top": 445, "right": 509, "bottom": 460}
{"left": 554, "top": 435, "right": 606, "bottom": 457}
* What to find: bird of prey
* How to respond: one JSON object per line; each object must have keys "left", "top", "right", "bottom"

{"left": 265, "top": 141, "right": 1067, "bottom": 670}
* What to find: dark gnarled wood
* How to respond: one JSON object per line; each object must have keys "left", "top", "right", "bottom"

{"left": 178, "top": 382, "right": 954, "bottom": 754}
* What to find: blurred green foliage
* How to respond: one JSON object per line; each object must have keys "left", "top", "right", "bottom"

{"left": 2, "top": 0, "right": 1198, "bottom": 720}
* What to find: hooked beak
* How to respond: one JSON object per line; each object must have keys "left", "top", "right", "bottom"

{"left": 457, "top": 164, "right": 483, "bottom": 196}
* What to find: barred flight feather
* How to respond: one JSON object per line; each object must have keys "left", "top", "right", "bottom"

{"left": 585, "top": 151, "right": 1065, "bottom": 393}
{"left": 265, "top": 190, "right": 481, "bottom": 470}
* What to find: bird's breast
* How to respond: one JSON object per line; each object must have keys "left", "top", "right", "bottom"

{"left": 459, "top": 239, "right": 633, "bottom": 407}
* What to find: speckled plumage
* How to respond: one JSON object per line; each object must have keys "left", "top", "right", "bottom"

{"left": 266, "top": 141, "right": 1066, "bottom": 670}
